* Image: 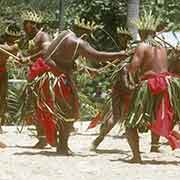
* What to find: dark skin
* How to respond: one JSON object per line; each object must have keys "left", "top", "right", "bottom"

{"left": 22, "top": 21, "right": 51, "bottom": 63}
{"left": 45, "top": 31, "right": 127, "bottom": 71}
{"left": 23, "top": 22, "right": 127, "bottom": 153}
{"left": 126, "top": 35, "right": 168, "bottom": 163}
{"left": 22, "top": 21, "right": 52, "bottom": 149}
{"left": 90, "top": 35, "right": 133, "bottom": 151}
{"left": 0, "top": 36, "right": 19, "bottom": 134}
{"left": 23, "top": 21, "right": 127, "bottom": 67}
{"left": 128, "top": 42, "right": 168, "bottom": 75}
{"left": 0, "top": 38, "right": 18, "bottom": 66}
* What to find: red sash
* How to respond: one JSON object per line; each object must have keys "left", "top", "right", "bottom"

{"left": 28, "top": 57, "right": 79, "bottom": 145}
{"left": 142, "top": 72, "right": 180, "bottom": 150}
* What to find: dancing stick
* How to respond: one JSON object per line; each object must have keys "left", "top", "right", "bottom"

{"left": 0, "top": 47, "right": 21, "bottom": 64}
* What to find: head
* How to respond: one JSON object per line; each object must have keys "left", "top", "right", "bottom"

{"left": 138, "top": 29, "right": 156, "bottom": 41}
{"left": 133, "top": 10, "right": 160, "bottom": 41}
{"left": 117, "top": 27, "right": 133, "bottom": 49}
{"left": 23, "top": 20, "right": 40, "bottom": 34}
{"left": 73, "top": 16, "right": 97, "bottom": 37}
{"left": 21, "top": 10, "right": 43, "bottom": 35}
{"left": 4, "top": 24, "right": 21, "bottom": 45}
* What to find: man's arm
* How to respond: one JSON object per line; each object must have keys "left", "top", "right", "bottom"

{"left": 40, "top": 32, "right": 52, "bottom": 55}
{"left": 71, "top": 36, "right": 127, "bottom": 62}
{"left": 127, "top": 44, "right": 145, "bottom": 73}
{"left": 24, "top": 32, "right": 51, "bottom": 63}
{"left": 0, "top": 44, "right": 18, "bottom": 55}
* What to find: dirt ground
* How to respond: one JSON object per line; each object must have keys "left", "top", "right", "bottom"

{"left": 0, "top": 122, "right": 180, "bottom": 180}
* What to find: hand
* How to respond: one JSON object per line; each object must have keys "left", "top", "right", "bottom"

{"left": 20, "top": 56, "right": 31, "bottom": 64}
{"left": 119, "top": 50, "right": 129, "bottom": 59}
{"left": 87, "top": 68, "right": 99, "bottom": 79}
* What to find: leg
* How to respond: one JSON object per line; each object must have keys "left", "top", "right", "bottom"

{"left": 126, "top": 128, "right": 142, "bottom": 163}
{"left": 56, "top": 121, "right": 73, "bottom": 155}
{"left": 33, "top": 122, "right": 47, "bottom": 149}
{"left": 91, "top": 82, "right": 122, "bottom": 150}
{"left": 0, "top": 141, "right": 7, "bottom": 148}
{"left": 150, "top": 132, "right": 160, "bottom": 152}
{"left": 0, "top": 72, "right": 8, "bottom": 132}
{"left": 91, "top": 115, "right": 117, "bottom": 150}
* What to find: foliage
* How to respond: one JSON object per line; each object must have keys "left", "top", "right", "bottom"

{"left": 142, "top": 0, "right": 180, "bottom": 31}
{"left": 133, "top": 10, "right": 161, "bottom": 31}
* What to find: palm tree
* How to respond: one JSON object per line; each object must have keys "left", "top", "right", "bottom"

{"left": 127, "top": 0, "right": 140, "bottom": 40}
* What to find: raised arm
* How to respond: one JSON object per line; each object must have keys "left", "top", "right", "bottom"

{"left": 127, "top": 44, "right": 145, "bottom": 73}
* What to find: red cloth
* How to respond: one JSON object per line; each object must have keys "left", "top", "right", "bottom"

{"left": 28, "top": 57, "right": 79, "bottom": 145}
{"left": 0, "top": 66, "right": 6, "bottom": 73}
{"left": 0, "top": 66, "right": 7, "bottom": 80}
{"left": 28, "top": 57, "right": 50, "bottom": 80}
{"left": 87, "top": 112, "right": 102, "bottom": 129}
{"left": 143, "top": 72, "right": 180, "bottom": 150}
{"left": 118, "top": 91, "right": 131, "bottom": 113}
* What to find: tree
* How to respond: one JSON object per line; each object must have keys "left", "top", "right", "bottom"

{"left": 59, "top": 0, "right": 65, "bottom": 30}
{"left": 127, "top": 0, "right": 140, "bottom": 40}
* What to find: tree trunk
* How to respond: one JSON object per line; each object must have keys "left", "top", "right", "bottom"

{"left": 59, "top": 0, "right": 65, "bottom": 30}
{"left": 127, "top": 0, "right": 140, "bottom": 40}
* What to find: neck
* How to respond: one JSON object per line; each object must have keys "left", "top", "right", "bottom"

{"left": 28, "top": 27, "right": 40, "bottom": 39}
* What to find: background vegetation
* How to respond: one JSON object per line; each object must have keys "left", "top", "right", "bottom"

{"left": 0, "top": 0, "right": 179, "bottom": 123}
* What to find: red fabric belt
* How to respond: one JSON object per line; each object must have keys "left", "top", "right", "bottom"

{"left": 28, "top": 57, "right": 79, "bottom": 145}
{"left": 142, "top": 72, "right": 180, "bottom": 150}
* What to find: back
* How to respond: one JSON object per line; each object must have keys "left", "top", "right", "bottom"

{"left": 141, "top": 44, "right": 168, "bottom": 74}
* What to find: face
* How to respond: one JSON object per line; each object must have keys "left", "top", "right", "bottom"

{"left": 6, "top": 35, "right": 18, "bottom": 45}
{"left": 23, "top": 21, "right": 34, "bottom": 34}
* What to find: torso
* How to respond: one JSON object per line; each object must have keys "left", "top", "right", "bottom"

{"left": 46, "top": 30, "right": 77, "bottom": 74}
{"left": 28, "top": 31, "right": 50, "bottom": 61}
{"left": 141, "top": 43, "right": 168, "bottom": 76}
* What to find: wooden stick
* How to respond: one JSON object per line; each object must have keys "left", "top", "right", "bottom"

{"left": 0, "top": 47, "right": 21, "bottom": 64}
{"left": 0, "top": 47, "right": 20, "bottom": 60}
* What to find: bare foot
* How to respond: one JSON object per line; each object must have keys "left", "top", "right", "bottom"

{"left": 126, "top": 157, "right": 142, "bottom": 164}
{"left": 33, "top": 140, "right": 47, "bottom": 149}
{"left": 0, "top": 141, "right": 7, "bottom": 148}
{"left": 90, "top": 143, "right": 98, "bottom": 151}
{"left": 0, "top": 127, "right": 3, "bottom": 134}
{"left": 56, "top": 149, "right": 73, "bottom": 156}
{"left": 150, "top": 147, "right": 160, "bottom": 153}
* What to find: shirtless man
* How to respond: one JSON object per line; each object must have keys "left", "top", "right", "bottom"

{"left": 45, "top": 31, "right": 128, "bottom": 155}
{"left": 125, "top": 13, "right": 180, "bottom": 163}
{"left": 21, "top": 10, "right": 128, "bottom": 155}
{"left": 90, "top": 30, "right": 135, "bottom": 151}
{"left": 19, "top": 10, "right": 53, "bottom": 148}
{"left": 0, "top": 24, "right": 20, "bottom": 132}
{"left": 0, "top": 23, "right": 20, "bottom": 147}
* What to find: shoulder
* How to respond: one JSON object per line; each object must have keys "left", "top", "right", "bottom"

{"left": 37, "top": 31, "right": 51, "bottom": 42}
{"left": 135, "top": 42, "right": 149, "bottom": 54}
{"left": 65, "top": 31, "right": 83, "bottom": 46}
{"left": 138, "top": 42, "right": 149, "bottom": 49}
